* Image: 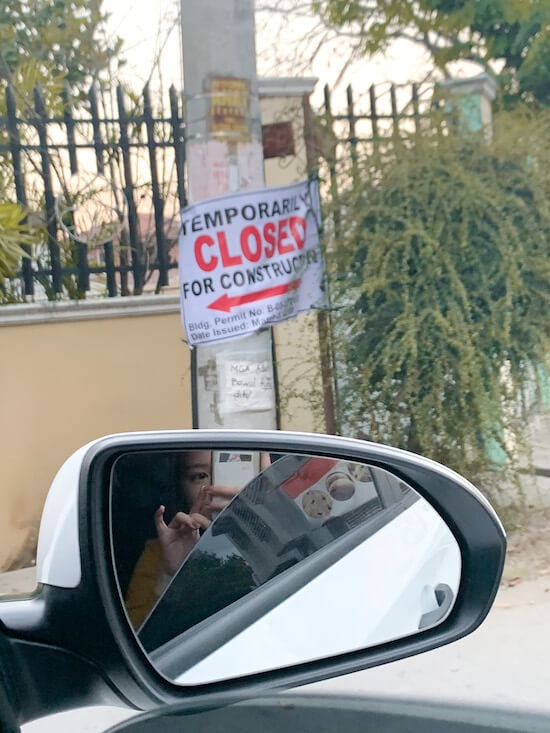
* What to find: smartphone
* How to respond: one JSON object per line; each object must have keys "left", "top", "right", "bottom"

{"left": 212, "top": 451, "right": 260, "bottom": 488}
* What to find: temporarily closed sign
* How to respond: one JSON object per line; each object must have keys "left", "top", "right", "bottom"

{"left": 179, "top": 179, "right": 327, "bottom": 347}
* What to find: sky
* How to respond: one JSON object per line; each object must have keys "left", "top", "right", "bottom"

{"left": 101, "top": 0, "right": 431, "bottom": 108}
{"left": 102, "top": 0, "right": 184, "bottom": 89}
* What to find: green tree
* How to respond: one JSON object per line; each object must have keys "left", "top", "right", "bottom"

{"left": 311, "top": 0, "right": 550, "bottom": 106}
{"left": 328, "top": 110, "right": 550, "bottom": 503}
{"left": 0, "top": 0, "right": 126, "bottom": 303}
{"left": 0, "top": 0, "right": 123, "bottom": 110}
{"left": 141, "top": 551, "right": 255, "bottom": 648}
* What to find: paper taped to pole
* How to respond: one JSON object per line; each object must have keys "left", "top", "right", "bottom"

{"left": 178, "top": 178, "right": 327, "bottom": 347}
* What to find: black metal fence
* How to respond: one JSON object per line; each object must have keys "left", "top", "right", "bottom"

{"left": 313, "top": 81, "right": 436, "bottom": 196}
{"left": 1, "top": 80, "right": 435, "bottom": 302}
{"left": 320, "top": 81, "right": 435, "bottom": 155}
{"left": 1, "top": 82, "right": 186, "bottom": 300}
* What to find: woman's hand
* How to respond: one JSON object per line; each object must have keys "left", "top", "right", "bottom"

{"left": 153, "top": 504, "right": 211, "bottom": 577}
{"left": 153, "top": 485, "right": 241, "bottom": 577}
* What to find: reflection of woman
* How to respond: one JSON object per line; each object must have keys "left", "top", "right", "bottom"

{"left": 125, "top": 452, "right": 268, "bottom": 630}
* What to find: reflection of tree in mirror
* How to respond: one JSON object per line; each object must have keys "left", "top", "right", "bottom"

{"left": 142, "top": 551, "right": 255, "bottom": 642}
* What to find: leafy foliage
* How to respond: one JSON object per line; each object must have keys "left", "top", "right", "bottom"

{"left": 327, "top": 110, "right": 550, "bottom": 495}
{"left": 0, "top": 0, "right": 123, "bottom": 111}
{"left": 311, "top": 0, "right": 550, "bottom": 106}
{"left": 0, "top": 1, "right": 128, "bottom": 302}
{"left": 0, "top": 202, "right": 32, "bottom": 299}
{"left": 149, "top": 551, "right": 255, "bottom": 638}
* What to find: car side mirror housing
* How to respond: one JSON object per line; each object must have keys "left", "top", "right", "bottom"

{"left": 0, "top": 431, "right": 505, "bottom": 725}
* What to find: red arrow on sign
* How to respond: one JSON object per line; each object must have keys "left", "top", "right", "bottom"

{"left": 208, "top": 279, "right": 302, "bottom": 313}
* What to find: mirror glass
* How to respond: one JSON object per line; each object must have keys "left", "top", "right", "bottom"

{"left": 110, "top": 449, "right": 461, "bottom": 684}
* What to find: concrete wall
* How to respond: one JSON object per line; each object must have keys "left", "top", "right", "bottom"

{"left": 0, "top": 79, "right": 326, "bottom": 571}
{"left": 0, "top": 300, "right": 192, "bottom": 569}
{"left": 261, "top": 78, "right": 327, "bottom": 435}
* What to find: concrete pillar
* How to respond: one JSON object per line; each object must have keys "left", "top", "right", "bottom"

{"left": 180, "top": 0, "right": 277, "bottom": 430}
{"left": 437, "top": 72, "right": 497, "bottom": 135}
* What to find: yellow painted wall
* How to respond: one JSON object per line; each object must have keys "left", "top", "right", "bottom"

{"left": 0, "top": 303, "right": 191, "bottom": 570}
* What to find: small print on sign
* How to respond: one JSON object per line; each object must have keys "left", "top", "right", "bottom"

{"left": 179, "top": 178, "right": 327, "bottom": 347}
{"left": 218, "top": 356, "right": 275, "bottom": 415}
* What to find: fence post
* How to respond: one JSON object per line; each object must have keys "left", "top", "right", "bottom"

{"left": 62, "top": 87, "right": 78, "bottom": 176}
{"left": 5, "top": 85, "right": 34, "bottom": 296}
{"left": 88, "top": 84, "right": 105, "bottom": 174}
{"left": 412, "top": 83, "right": 421, "bottom": 134}
{"left": 169, "top": 86, "right": 187, "bottom": 211}
{"left": 116, "top": 85, "right": 145, "bottom": 295}
{"left": 346, "top": 85, "right": 359, "bottom": 185}
{"left": 34, "top": 86, "right": 62, "bottom": 295}
{"left": 369, "top": 84, "right": 380, "bottom": 154}
{"left": 437, "top": 73, "right": 497, "bottom": 137}
{"left": 143, "top": 85, "right": 168, "bottom": 289}
{"left": 303, "top": 88, "right": 339, "bottom": 435}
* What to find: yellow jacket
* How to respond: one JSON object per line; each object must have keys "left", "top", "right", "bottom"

{"left": 125, "top": 539, "right": 164, "bottom": 630}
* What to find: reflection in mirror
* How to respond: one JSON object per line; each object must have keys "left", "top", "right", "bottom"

{"left": 110, "top": 450, "right": 461, "bottom": 685}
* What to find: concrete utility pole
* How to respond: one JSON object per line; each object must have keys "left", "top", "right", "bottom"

{"left": 180, "top": 0, "right": 278, "bottom": 430}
